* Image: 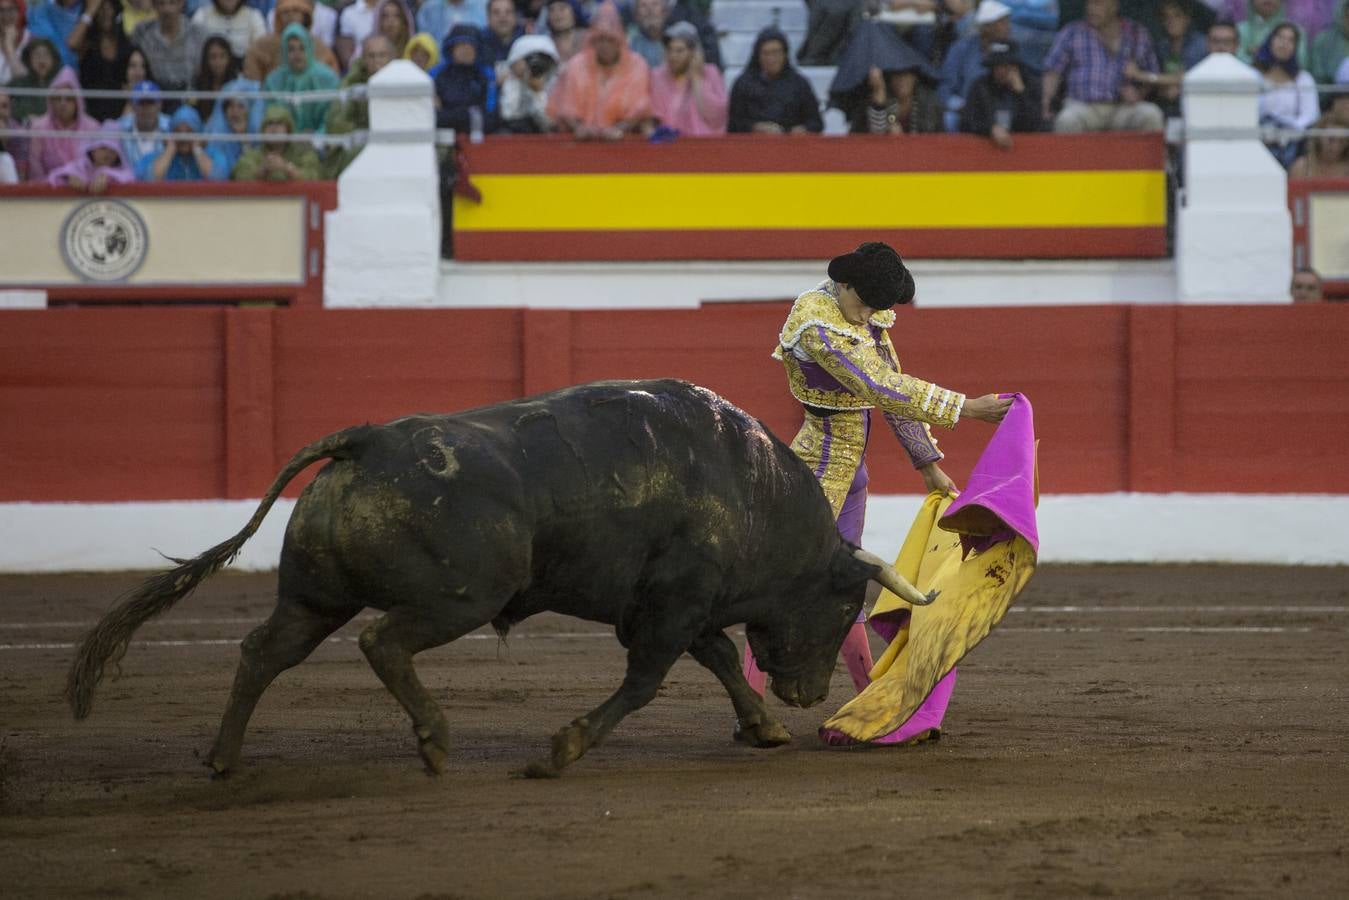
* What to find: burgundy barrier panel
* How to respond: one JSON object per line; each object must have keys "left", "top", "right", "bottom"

{"left": 2, "top": 304, "right": 1347, "bottom": 502}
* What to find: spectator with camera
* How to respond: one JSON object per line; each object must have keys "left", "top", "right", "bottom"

{"left": 940, "top": 0, "right": 1016, "bottom": 132}
{"left": 498, "top": 31, "right": 557, "bottom": 130}
{"left": 649, "top": 19, "right": 724, "bottom": 134}
{"left": 959, "top": 39, "right": 1044, "bottom": 145}
{"left": 547, "top": 1, "right": 650, "bottom": 138}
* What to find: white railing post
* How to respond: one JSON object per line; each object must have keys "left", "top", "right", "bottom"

{"left": 1176, "top": 53, "right": 1292, "bottom": 303}
{"left": 324, "top": 61, "right": 441, "bottom": 307}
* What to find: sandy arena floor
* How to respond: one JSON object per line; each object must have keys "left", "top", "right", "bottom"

{"left": 1, "top": 565, "right": 1347, "bottom": 898}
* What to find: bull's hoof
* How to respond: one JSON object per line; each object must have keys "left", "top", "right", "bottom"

{"left": 550, "top": 719, "right": 588, "bottom": 770}
{"left": 513, "top": 760, "right": 562, "bottom": 780}
{"left": 204, "top": 749, "right": 234, "bottom": 780}
{"left": 733, "top": 718, "right": 792, "bottom": 748}
{"left": 415, "top": 725, "right": 449, "bottom": 776}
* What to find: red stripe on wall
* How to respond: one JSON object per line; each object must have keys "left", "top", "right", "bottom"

{"left": 460, "top": 133, "right": 1166, "bottom": 175}
{"left": 455, "top": 227, "right": 1167, "bottom": 261}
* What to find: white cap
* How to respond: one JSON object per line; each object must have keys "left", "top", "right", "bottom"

{"left": 975, "top": 0, "right": 1012, "bottom": 25}
{"left": 506, "top": 34, "right": 560, "bottom": 65}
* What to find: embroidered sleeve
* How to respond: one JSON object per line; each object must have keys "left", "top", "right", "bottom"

{"left": 798, "top": 325, "right": 964, "bottom": 428}
{"left": 883, "top": 412, "right": 944, "bottom": 468}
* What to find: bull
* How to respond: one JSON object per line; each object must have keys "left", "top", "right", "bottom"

{"left": 67, "top": 380, "right": 933, "bottom": 777}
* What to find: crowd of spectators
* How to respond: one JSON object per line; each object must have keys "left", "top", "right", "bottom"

{"left": 1, "top": 0, "right": 1348, "bottom": 185}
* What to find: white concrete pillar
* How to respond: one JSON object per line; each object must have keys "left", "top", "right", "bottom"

{"left": 1176, "top": 53, "right": 1292, "bottom": 303}
{"left": 324, "top": 61, "right": 441, "bottom": 307}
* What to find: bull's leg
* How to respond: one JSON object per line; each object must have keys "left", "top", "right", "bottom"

{"left": 521, "top": 640, "right": 685, "bottom": 778}
{"left": 207, "top": 600, "right": 356, "bottom": 777}
{"left": 358, "top": 608, "right": 483, "bottom": 775}
{"left": 688, "top": 631, "right": 791, "bottom": 749}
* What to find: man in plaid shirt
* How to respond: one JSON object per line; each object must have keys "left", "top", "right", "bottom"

{"left": 1040, "top": 0, "right": 1165, "bottom": 133}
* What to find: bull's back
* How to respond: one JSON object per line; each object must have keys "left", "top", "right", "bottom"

{"left": 281, "top": 380, "right": 839, "bottom": 614}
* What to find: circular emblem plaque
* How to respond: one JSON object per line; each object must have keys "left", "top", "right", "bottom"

{"left": 60, "top": 199, "right": 149, "bottom": 282}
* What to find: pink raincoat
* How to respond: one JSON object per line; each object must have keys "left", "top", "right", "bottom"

{"left": 26, "top": 67, "right": 100, "bottom": 181}
{"left": 546, "top": 2, "right": 652, "bottom": 131}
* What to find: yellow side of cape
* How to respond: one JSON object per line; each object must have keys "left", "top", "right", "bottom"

{"left": 822, "top": 493, "right": 1037, "bottom": 742}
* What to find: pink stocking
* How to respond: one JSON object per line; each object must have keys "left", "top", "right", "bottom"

{"left": 742, "top": 640, "right": 767, "bottom": 697}
{"left": 839, "top": 622, "right": 875, "bottom": 693}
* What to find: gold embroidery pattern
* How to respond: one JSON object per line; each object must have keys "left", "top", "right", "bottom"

{"left": 796, "top": 327, "right": 963, "bottom": 429}
{"left": 773, "top": 284, "right": 961, "bottom": 428}
{"left": 790, "top": 410, "right": 869, "bottom": 516}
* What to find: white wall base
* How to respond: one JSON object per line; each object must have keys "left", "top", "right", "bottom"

{"left": 1, "top": 494, "right": 1345, "bottom": 573}
{"left": 0, "top": 290, "right": 46, "bottom": 308}
{"left": 433, "top": 259, "right": 1181, "bottom": 310}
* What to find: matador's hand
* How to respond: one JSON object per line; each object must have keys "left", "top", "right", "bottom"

{"left": 962, "top": 394, "right": 1012, "bottom": 424}
{"left": 919, "top": 462, "right": 958, "bottom": 496}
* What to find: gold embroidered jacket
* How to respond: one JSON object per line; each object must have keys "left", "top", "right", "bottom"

{"left": 772, "top": 282, "right": 964, "bottom": 466}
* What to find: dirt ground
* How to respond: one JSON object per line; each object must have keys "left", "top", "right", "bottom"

{"left": 1, "top": 565, "right": 1347, "bottom": 899}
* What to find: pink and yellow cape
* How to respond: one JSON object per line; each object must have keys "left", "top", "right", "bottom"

{"left": 821, "top": 393, "right": 1040, "bottom": 744}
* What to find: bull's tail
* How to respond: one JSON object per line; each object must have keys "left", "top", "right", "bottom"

{"left": 65, "top": 425, "right": 374, "bottom": 720}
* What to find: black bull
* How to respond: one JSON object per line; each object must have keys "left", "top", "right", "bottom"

{"left": 67, "top": 379, "right": 927, "bottom": 776}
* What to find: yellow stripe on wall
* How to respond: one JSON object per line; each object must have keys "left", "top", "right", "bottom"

{"left": 455, "top": 171, "right": 1166, "bottom": 231}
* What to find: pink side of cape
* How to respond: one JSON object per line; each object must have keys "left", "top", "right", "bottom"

{"left": 940, "top": 392, "right": 1039, "bottom": 553}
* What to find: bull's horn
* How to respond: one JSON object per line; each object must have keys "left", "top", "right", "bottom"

{"left": 853, "top": 549, "right": 939, "bottom": 606}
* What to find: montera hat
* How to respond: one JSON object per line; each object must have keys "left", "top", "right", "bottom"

{"left": 827, "top": 242, "right": 916, "bottom": 310}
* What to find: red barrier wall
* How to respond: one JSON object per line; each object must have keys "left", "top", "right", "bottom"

{"left": 3, "top": 304, "right": 1347, "bottom": 502}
